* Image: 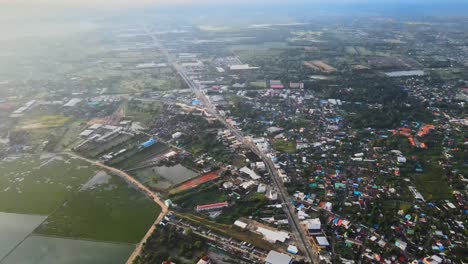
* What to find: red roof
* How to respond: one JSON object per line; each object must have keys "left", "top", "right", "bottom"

{"left": 196, "top": 201, "right": 228, "bottom": 211}
{"left": 271, "top": 85, "right": 285, "bottom": 89}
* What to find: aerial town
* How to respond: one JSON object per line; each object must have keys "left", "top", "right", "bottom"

{"left": 0, "top": 3, "right": 467, "bottom": 264}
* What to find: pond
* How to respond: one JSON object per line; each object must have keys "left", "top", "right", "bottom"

{"left": 134, "top": 164, "right": 198, "bottom": 190}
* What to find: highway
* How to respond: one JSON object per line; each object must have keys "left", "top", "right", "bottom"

{"left": 146, "top": 30, "right": 319, "bottom": 263}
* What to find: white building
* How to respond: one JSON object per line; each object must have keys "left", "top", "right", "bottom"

{"left": 265, "top": 250, "right": 292, "bottom": 264}
{"left": 172, "top": 132, "right": 183, "bottom": 139}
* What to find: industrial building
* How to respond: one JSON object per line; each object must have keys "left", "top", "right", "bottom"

{"left": 265, "top": 250, "right": 292, "bottom": 264}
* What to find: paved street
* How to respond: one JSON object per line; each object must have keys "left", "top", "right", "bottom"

{"left": 146, "top": 30, "right": 319, "bottom": 263}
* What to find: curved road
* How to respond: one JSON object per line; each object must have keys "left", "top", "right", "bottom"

{"left": 62, "top": 152, "right": 168, "bottom": 264}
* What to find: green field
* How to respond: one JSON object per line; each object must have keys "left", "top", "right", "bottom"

{"left": 0, "top": 155, "right": 98, "bottom": 214}
{"left": 0, "top": 154, "right": 160, "bottom": 243}
{"left": 112, "top": 142, "right": 170, "bottom": 169}
{"left": 229, "top": 42, "right": 289, "bottom": 61}
{"left": 169, "top": 183, "right": 227, "bottom": 209}
{"left": 249, "top": 81, "right": 267, "bottom": 88}
{"left": 35, "top": 172, "right": 160, "bottom": 243}
{"left": 412, "top": 164, "right": 452, "bottom": 201}
{"left": 273, "top": 139, "right": 297, "bottom": 153}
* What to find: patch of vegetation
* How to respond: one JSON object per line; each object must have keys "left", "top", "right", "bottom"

{"left": 134, "top": 225, "right": 207, "bottom": 264}
{"left": 125, "top": 100, "right": 161, "bottom": 125}
{"left": 112, "top": 142, "right": 170, "bottom": 169}
{"left": 216, "top": 192, "right": 269, "bottom": 224}
{"left": 249, "top": 81, "right": 267, "bottom": 88}
{"left": 169, "top": 183, "right": 227, "bottom": 209}
{"left": 0, "top": 155, "right": 97, "bottom": 214}
{"left": 35, "top": 174, "right": 160, "bottom": 243}
{"left": 412, "top": 164, "right": 452, "bottom": 201}
{"left": 273, "top": 139, "right": 296, "bottom": 153}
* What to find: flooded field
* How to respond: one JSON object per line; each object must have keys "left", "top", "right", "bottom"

{"left": 0, "top": 154, "right": 160, "bottom": 262}
{"left": 133, "top": 164, "right": 198, "bottom": 190}
{"left": 0, "top": 154, "right": 98, "bottom": 214}
{"left": 1, "top": 235, "right": 134, "bottom": 264}
{"left": 36, "top": 171, "right": 159, "bottom": 243}
{"left": 0, "top": 212, "right": 46, "bottom": 260}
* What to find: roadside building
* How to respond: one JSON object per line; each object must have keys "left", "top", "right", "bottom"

{"left": 265, "top": 250, "right": 292, "bottom": 264}
{"left": 196, "top": 256, "right": 211, "bottom": 264}
{"left": 270, "top": 80, "right": 284, "bottom": 89}
{"left": 287, "top": 245, "right": 299, "bottom": 254}
{"left": 315, "top": 236, "right": 330, "bottom": 249}
{"left": 196, "top": 201, "right": 229, "bottom": 212}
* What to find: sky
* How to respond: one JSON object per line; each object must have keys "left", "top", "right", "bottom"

{"left": 1, "top": 0, "right": 467, "bottom": 22}
{"left": 2, "top": 0, "right": 466, "bottom": 9}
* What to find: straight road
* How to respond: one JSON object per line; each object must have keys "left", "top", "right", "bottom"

{"left": 62, "top": 152, "right": 169, "bottom": 264}
{"left": 145, "top": 30, "right": 318, "bottom": 263}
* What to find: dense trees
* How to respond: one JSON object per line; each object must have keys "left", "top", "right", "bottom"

{"left": 135, "top": 225, "right": 206, "bottom": 264}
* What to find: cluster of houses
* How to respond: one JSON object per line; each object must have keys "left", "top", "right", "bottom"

{"left": 160, "top": 46, "right": 467, "bottom": 263}
{"left": 203, "top": 82, "right": 466, "bottom": 262}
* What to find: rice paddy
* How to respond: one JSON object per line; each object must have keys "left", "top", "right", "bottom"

{"left": 0, "top": 154, "right": 160, "bottom": 263}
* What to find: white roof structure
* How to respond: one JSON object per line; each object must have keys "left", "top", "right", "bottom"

{"left": 240, "top": 180, "right": 256, "bottom": 189}
{"left": 89, "top": 124, "right": 102, "bottom": 130}
{"left": 79, "top": 129, "right": 94, "bottom": 137}
{"left": 316, "top": 236, "right": 330, "bottom": 247}
{"left": 385, "top": 70, "right": 425, "bottom": 77}
{"left": 257, "top": 184, "right": 267, "bottom": 193}
{"left": 229, "top": 64, "right": 259, "bottom": 70}
{"left": 304, "top": 218, "right": 321, "bottom": 230}
{"left": 397, "top": 156, "right": 407, "bottom": 163}
{"left": 256, "top": 161, "right": 266, "bottom": 169}
{"left": 256, "top": 227, "right": 289, "bottom": 243}
{"left": 64, "top": 98, "right": 82, "bottom": 107}
{"left": 287, "top": 245, "right": 299, "bottom": 254}
{"left": 196, "top": 258, "right": 209, "bottom": 264}
{"left": 426, "top": 255, "right": 443, "bottom": 264}
{"left": 164, "top": 151, "right": 178, "bottom": 158}
{"left": 265, "top": 250, "right": 292, "bottom": 264}
{"left": 234, "top": 220, "right": 248, "bottom": 229}
{"left": 240, "top": 166, "right": 261, "bottom": 180}
{"left": 298, "top": 210, "right": 309, "bottom": 220}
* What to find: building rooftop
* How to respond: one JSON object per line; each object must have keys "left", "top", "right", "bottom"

{"left": 266, "top": 250, "right": 292, "bottom": 264}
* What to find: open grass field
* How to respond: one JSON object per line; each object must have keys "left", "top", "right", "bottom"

{"left": 35, "top": 171, "right": 160, "bottom": 243}
{"left": 0, "top": 154, "right": 98, "bottom": 214}
{"left": 229, "top": 42, "right": 289, "bottom": 62}
{"left": 273, "top": 139, "right": 297, "bottom": 153}
{"left": 249, "top": 81, "right": 267, "bottom": 88}
{"left": 0, "top": 153, "right": 160, "bottom": 262}
{"left": 0, "top": 154, "right": 160, "bottom": 243}
{"left": 19, "top": 115, "right": 70, "bottom": 130}
{"left": 112, "top": 141, "right": 170, "bottom": 169}
{"left": 412, "top": 164, "right": 452, "bottom": 201}
{"left": 170, "top": 183, "right": 227, "bottom": 209}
